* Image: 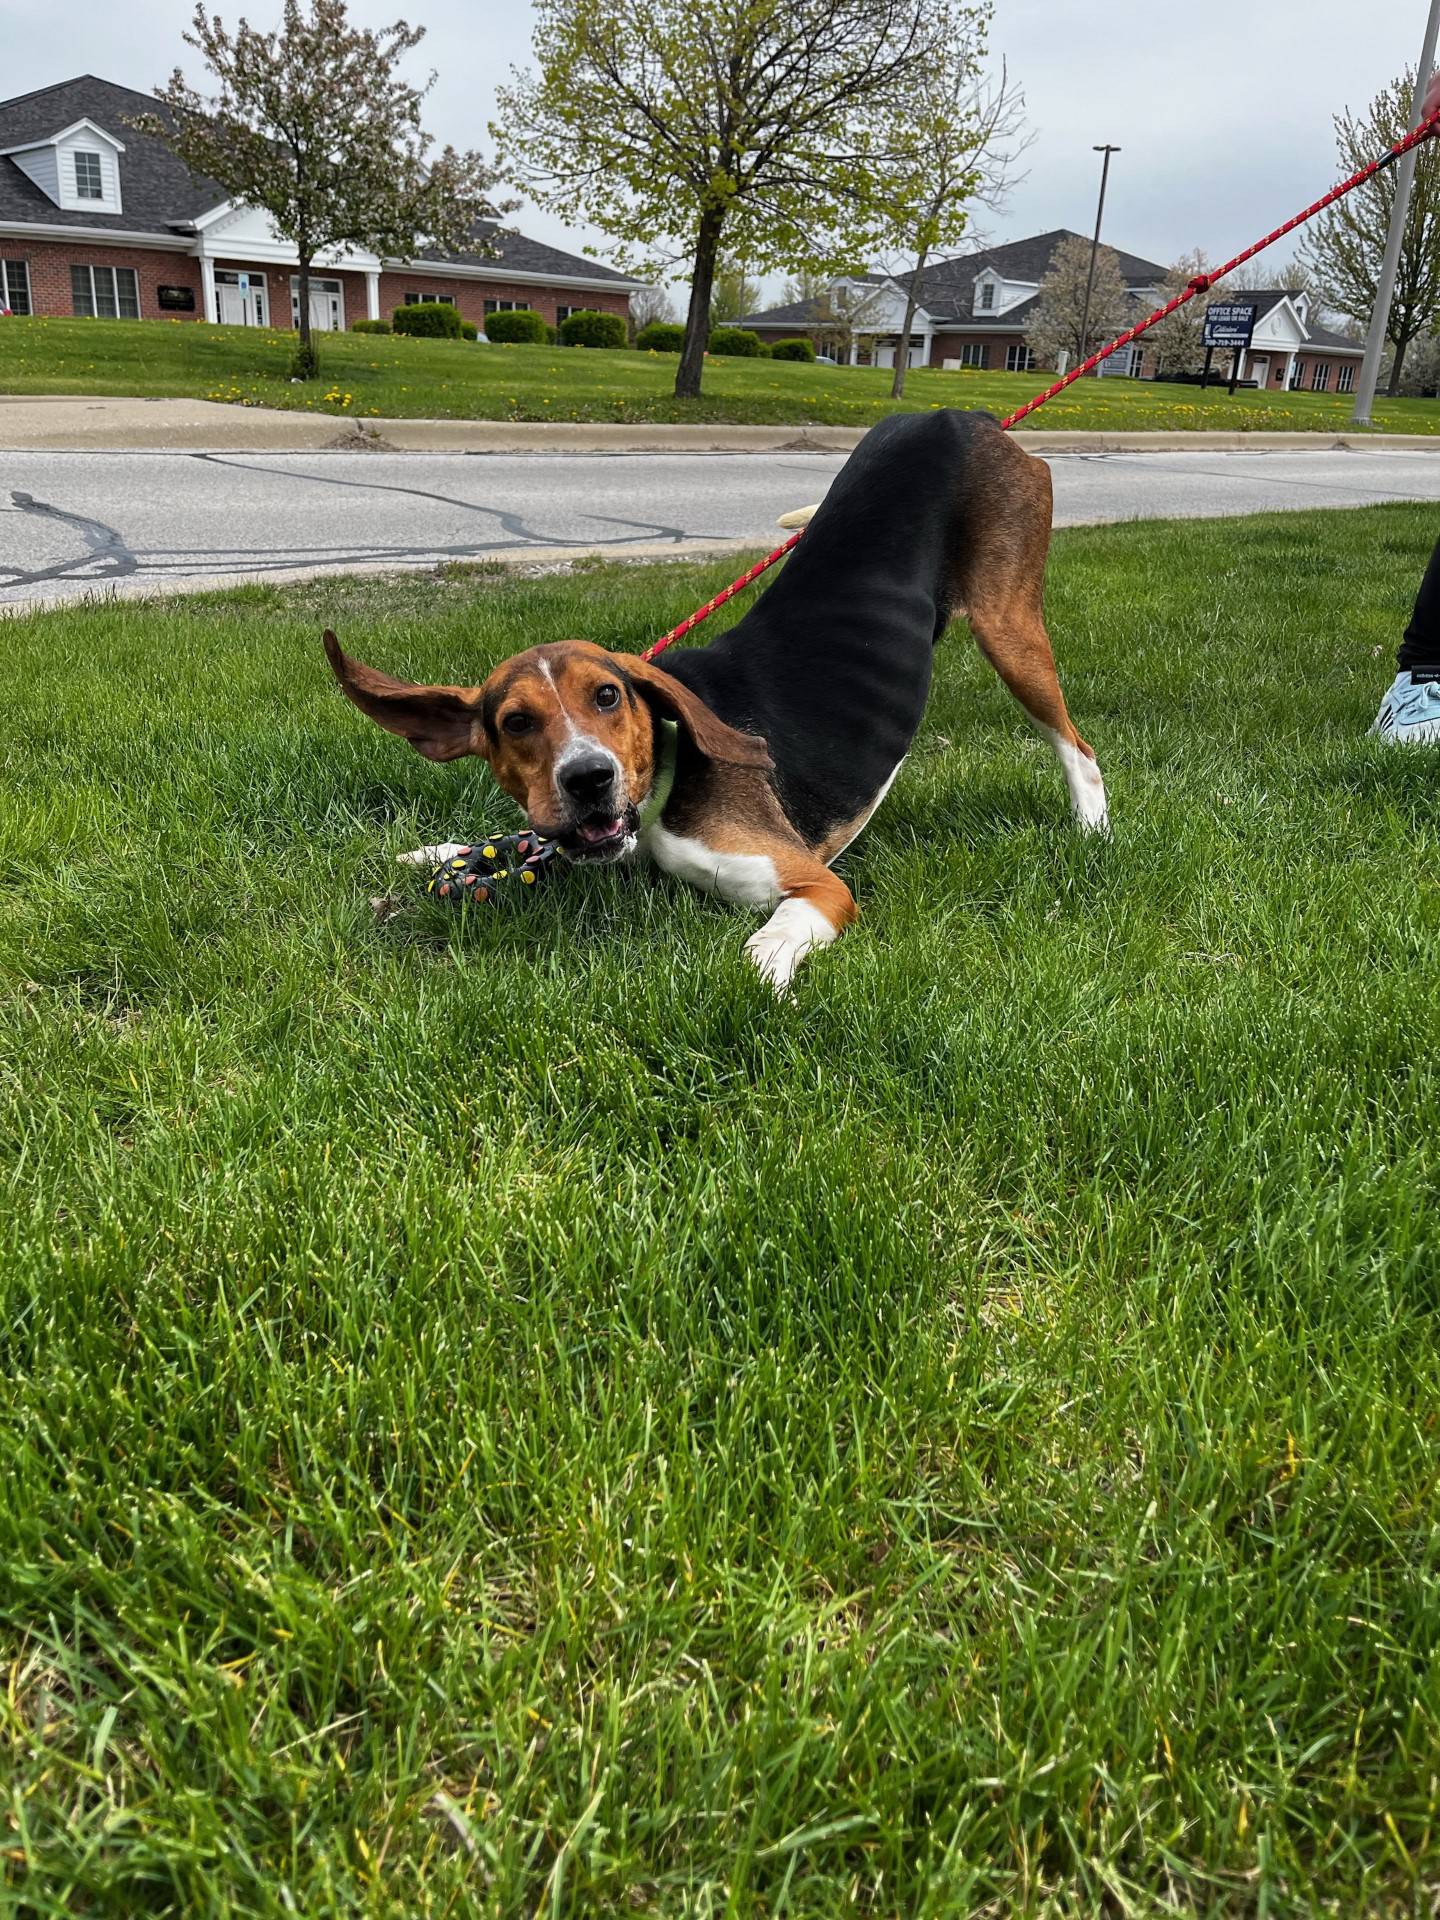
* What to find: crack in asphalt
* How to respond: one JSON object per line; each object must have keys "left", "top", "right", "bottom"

{"left": 190, "top": 452, "right": 725, "bottom": 548}
{"left": 3, "top": 490, "right": 139, "bottom": 587}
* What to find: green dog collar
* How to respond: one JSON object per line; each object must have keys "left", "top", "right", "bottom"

{"left": 637, "top": 718, "right": 679, "bottom": 832}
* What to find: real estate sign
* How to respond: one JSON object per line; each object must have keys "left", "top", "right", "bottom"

{"left": 1203, "top": 303, "right": 1258, "bottom": 349}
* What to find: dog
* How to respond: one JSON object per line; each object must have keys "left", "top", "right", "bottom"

{"left": 323, "top": 409, "right": 1107, "bottom": 993}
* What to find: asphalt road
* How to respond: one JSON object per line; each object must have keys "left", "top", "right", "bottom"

{"left": 4, "top": 445, "right": 1440, "bottom": 609}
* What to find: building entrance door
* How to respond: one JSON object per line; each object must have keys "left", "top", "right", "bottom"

{"left": 214, "top": 271, "right": 269, "bottom": 326}
{"left": 292, "top": 277, "right": 344, "bottom": 331}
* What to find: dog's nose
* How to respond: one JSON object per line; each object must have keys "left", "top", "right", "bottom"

{"left": 558, "top": 751, "right": 617, "bottom": 805}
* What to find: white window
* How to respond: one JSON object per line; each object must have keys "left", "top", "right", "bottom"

{"left": 1336, "top": 363, "right": 1355, "bottom": 394}
{"left": 1310, "top": 362, "right": 1331, "bottom": 392}
{"left": 1129, "top": 348, "right": 1146, "bottom": 379}
{"left": 483, "top": 298, "right": 526, "bottom": 315}
{"left": 556, "top": 305, "right": 587, "bottom": 322}
{"left": 73, "top": 150, "right": 104, "bottom": 199}
{"left": 977, "top": 280, "right": 995, "bottom": 311}
{"left": 70, "top": 263, "right": 139, "bottom": 319}
{"left": 957, "top": 342, "right": 987, "bottom": 368}
{"left": 1, "top": 259, "right": 30, "bottom": 314}
{"left": 1005, "top": 343, "right": 1035, "bottom": 372}
{"left": 405, "top": 291, "right": 454, "bottom": 305}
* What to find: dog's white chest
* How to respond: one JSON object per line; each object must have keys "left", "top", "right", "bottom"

{"left": 639, "top": 823, "right": 781, "bottom": 907}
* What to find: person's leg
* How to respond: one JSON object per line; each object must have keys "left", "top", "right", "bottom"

{"left": 1397, "top": 535, "right": 1440, "bottom": 681}
{"left": 1373, "top": 533, "right": 1440, "bottom": 743}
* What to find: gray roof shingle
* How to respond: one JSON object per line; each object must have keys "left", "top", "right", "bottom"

{"left": 741, "top": 229, "right": 1170, "bottom": 331}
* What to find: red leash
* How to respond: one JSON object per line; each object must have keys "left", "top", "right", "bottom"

{"left": 642, "top": 107, "right": 1440, "bottom": 663}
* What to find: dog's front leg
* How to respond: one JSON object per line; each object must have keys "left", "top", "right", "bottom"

{"left": 645, "top": 825, "right": 858, "bottom": 995}
{"left": 742, "top": 856, "right": 858, "bottom": 996}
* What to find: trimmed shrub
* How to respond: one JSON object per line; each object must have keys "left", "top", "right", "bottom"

{"left": 392, "top": 301, "right": 464, "bottom": 339}
{"left": 459, "top": 319, "right": 478, "bottom": 340}
{"left": 546, "top": 324, "right": 558, "bottom": 343}
{"left": 708, "top": 327, "right": 763, "bottom": 357}
{"left": 351, "top": 317, "right": 391, "bottom": 334}
{"left": 636, "top": 321, "right": 686, "bottom": 353}
{"left": 484, "top": 308, "right": 547, "bottom": 344}
{"left": 559, "top": 309, "right": 628, "bottom": 348}
{"left": 771, "top": 336, "right": 816, "bottom": 362}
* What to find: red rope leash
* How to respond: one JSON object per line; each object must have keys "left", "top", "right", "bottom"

{"left": 642, "top": 107, "right": 1440, "bottom": 662}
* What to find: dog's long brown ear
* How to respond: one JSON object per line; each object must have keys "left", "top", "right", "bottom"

{"left": 621, "top": 654, "right": 772, "bottom": 773}
{"left": 323, "top": 631, "right": 486, "bottom": 763}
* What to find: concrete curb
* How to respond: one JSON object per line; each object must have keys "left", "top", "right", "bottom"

{"left": 3, "top": 394, "right": 1440, "bottom": 455}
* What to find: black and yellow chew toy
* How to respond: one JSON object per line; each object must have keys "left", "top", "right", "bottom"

{"left": 427, "top": 831, "right": 562, "bottom": 905}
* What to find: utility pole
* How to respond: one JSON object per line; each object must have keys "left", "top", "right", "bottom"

{"left": 1351, "top": 0, "right": 1440, "bottom": 424}
{"left": 1078, "top": 143, "right": 1121, "bottom": 368}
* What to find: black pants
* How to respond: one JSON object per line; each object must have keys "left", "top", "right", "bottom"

{"left": 1399, "top": 535, "right": 1440, "bottom": 680}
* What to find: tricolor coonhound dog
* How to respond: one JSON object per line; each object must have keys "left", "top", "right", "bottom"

{"left": 324, "top": 408, "right": 1107, "bottom": 992}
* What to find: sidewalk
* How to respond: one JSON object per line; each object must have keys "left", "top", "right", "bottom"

{"left": 4, "top": 393, "right": 1440, "bottom": 455}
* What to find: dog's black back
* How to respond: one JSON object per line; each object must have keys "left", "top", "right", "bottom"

{"left": 658, "top": 409, "right": 999, "bottom": 849}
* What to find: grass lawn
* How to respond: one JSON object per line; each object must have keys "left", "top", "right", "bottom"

{"left": 4, "top": 507, "right": 1440, "bottom": 1915}
{"left": 3, "top": 314, "right": 1438, "bottom": 433}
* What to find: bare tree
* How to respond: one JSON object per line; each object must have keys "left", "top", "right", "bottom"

{"left": 628, "top": 285, "right": 677, "bottom": 337}
{"left": 137, "top": 0, "right": 508, "bottom": 377}
{"left": 807, "top": 279, "right": 890, "bottom": 360}
{"left": 709, "top": 263, "right": 763, "bottom": 329}
{"left": 875, "top": 55, "right": 1030, "bottom": 396}
{"left": 1300, "top": 70, "right": 1440, "bottom": 394}
{"left": 1026, "top": 235, "right": 1129, "bottom": 371}
{"left": 493, "top": 0, "right": 969, "bottom": 399}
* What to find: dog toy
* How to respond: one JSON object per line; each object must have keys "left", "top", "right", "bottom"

{"left": 427, "top": 831, "right": 562, "bottom": 905}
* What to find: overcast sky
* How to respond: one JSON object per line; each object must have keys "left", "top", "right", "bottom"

{"left": 2, "top": 0, "right": 1429, "bottom": 293}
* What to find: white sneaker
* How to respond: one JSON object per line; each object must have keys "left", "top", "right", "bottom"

{"left": 1371, "top": 671, "right": 1440, "bottom": 746}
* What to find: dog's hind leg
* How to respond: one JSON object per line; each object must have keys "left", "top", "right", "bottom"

{"left": 959, "top": 446, "right": 1109, "bottom": 833}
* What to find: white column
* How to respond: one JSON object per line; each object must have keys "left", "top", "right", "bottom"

{"left": 848, "top": 338, "right": 860, "bottom": 366}
{"left": 1234, "top": 347, "right": 1247, "bottom": 383}
{"left": 365, "top": 270, "right": 380, "bottom": 321}
{"left": 199, "top": 252, "right": 217, "bottom": 324}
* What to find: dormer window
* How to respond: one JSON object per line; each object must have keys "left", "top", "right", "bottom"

{"left": 74, "top": 151, "right": 103, "bottom": 199}
{"left": 978, "top": 280, "right": 995, "bottom": 311}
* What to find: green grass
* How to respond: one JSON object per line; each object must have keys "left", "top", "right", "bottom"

{"left": 3, "top": 314, "right": 1438, "bottom": 432}
{"left": 3, "top": 509, "right": 1440, "bottom": 1916}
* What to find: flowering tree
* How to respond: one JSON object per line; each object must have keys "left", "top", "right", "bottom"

{"left": 1026, "top": 235, "right": 1129, "bottom": 371}
{"left": 137, "top": 0, "right": 511, "bottom": 377}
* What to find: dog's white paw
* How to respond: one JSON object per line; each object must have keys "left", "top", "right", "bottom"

{"left": 743, "top": 898, "right": 836, "bottom": 996}
{"left": 396, "top": 841, "right": 468, "bottom": 867}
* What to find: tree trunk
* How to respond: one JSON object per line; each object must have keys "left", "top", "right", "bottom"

{"left": 1387, "top": 333, "right": 1410, "bottom": 395}
{"left": 676, "top": 206, "right": 725, "bottom": 401}
{"left": 890, "top": 248, "right": 930, "bottom": 401}
{"left": 294, "top": 248, "right": 319, "bottom": 380}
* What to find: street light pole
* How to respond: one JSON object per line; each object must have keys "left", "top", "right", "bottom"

{"left": 1078, "top": 143, "right": 1121, "bottom": 368}
{"left": 1351, "top": 0, "right": 1440, "bottom": 424}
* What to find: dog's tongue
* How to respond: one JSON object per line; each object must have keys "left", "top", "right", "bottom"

{"left": 577, "top": 817, "right": 622, "bottom": 844}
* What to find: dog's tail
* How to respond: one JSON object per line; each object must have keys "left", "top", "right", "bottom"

{"left": 776, "top": 503, "right": 819, "bottom": 530}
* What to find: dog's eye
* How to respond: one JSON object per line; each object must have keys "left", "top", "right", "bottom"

{"left": 595, "top": 683, "right": 621, "bottom": 712}
{"left": 501, "top": 710, "right": 536, "bottom": 737}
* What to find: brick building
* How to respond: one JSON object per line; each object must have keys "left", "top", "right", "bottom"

{"left": 0, "top": 75, "right": 643, "bottom": 334}
{"left": 740, "top": 232, "right": 1168, "bottom": 374}
{"left": 739, "top": 231, "right": 1363, "bottom": 387}
{"left": 1211, "top": 289, "right": 1364, "bottom": 394}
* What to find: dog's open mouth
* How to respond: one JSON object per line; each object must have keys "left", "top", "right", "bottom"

{"left": 558, "top": 806, "right": 637, "bottom": 861}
